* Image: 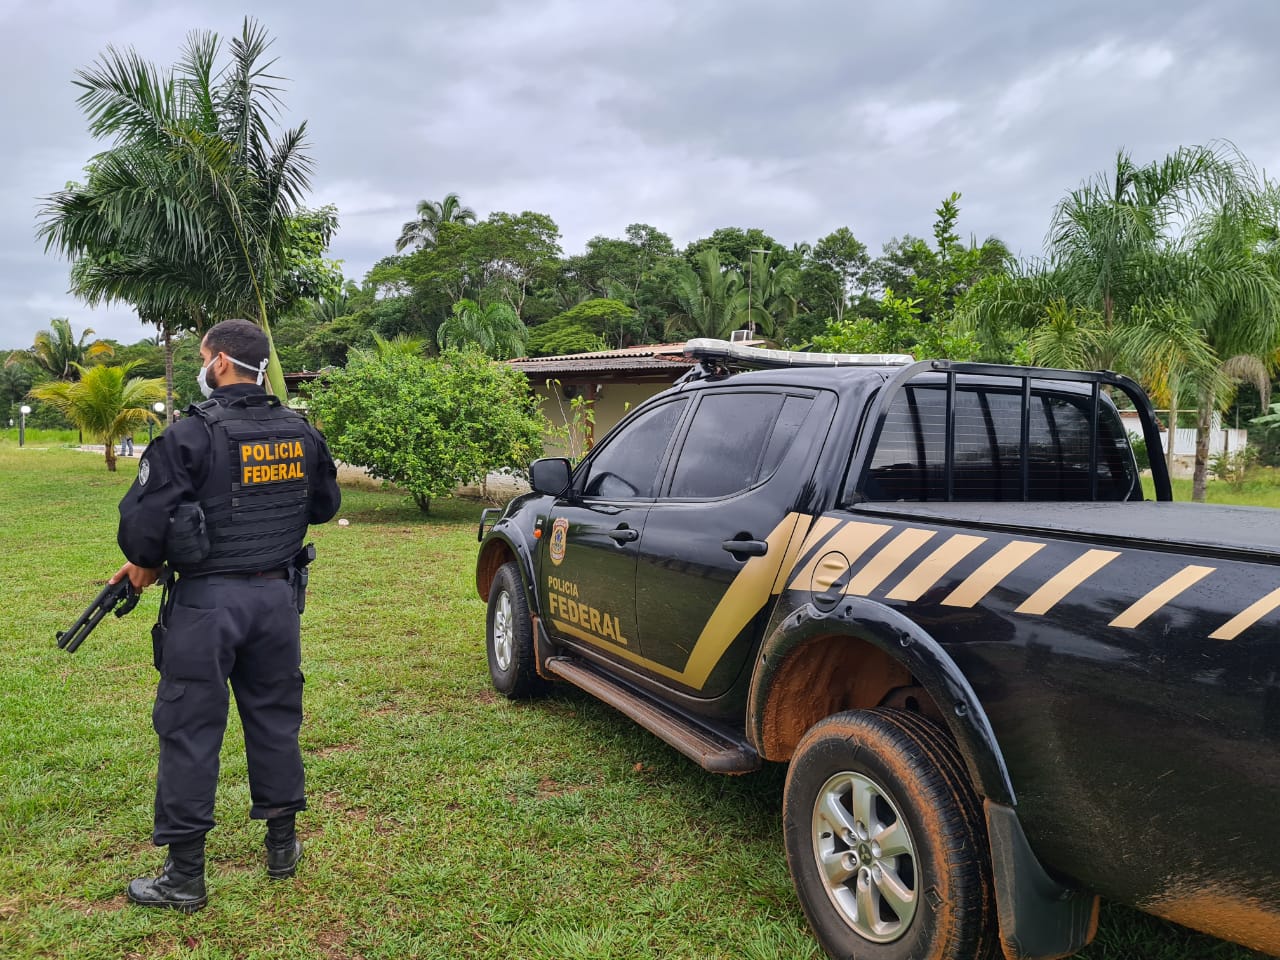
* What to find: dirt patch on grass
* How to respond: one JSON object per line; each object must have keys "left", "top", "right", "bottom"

{"left": 536, "top": 778, "right": 589, "bottom": 799}
{"left": 316, "top": 926, "right": 363, "bottom": 960}
{"left": 65, "top": 894, "right": 127, "bottom": 915}
{"left": 317, "top": 790, "right": 371, "bottom": 822}
{"left": 312, "top": 743, "right": 359, "bottom": 758}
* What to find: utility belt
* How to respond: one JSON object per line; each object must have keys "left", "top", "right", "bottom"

{"left": 151, "top": 544, "right": 317, "bottom": 668}
{"left": 187, "top": 568, "right": 290, "bottom": 581}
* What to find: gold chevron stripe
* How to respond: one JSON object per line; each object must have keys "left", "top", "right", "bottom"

{"left": 771, "top": 514, "right": 819, "bottom": 594}
{"left": 783, "top": 515, "right": 847, "bottom": 588}
{"left": 886, "top": 534, "right": 987, "bottom": 601}
{"left": 941, "top": 541, "right": 1046, "bottom": 608}
{"left": 1109, "top": 565, "right": 1216, "bottom": 629}
{"left": 846, "top": 527, "right": 936, "bottom": 596}
{"left": 1211, "top": 586, "right": 1280, "bottom": 641}
{"left": 680, "top": 512, "right": 805, "bottom": 688}
{"left": 1016, "top": 549, "right": 1121, "bottom": 615}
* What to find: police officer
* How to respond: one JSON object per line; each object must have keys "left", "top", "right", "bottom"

{"left": 112, "top": 319, "right": 341, "bottom": 911}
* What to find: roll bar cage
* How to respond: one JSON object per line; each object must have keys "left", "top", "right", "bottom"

{"left": 847, "top": 360, "right": 1173, "bottom": 502}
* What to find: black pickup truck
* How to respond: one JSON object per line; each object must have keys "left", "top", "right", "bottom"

{"left": 475, "top": 338, "right": 1280, "bottom": 960}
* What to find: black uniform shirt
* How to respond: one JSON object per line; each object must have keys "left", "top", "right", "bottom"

{"left": 117, "top": 383, "right": 342, "bottom": 568}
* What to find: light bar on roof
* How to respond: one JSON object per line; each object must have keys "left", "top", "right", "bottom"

{"left": 684, "top": 338, "right": 913, "bottom": 369}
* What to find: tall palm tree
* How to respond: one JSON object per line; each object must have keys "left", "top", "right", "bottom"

{"left": 1048, "top": 144, "right": 1241, "bottom": 330}
{"left": 38, "top": 18, "right": 317, "bottom": 401}
{"left": 14, "top": 318, "right": 114, "bottom": 380}
{"left": 29, "top": 362, "right": 164, "bottom": 471}
{"left": 664, "top": 249, "right": 750, "bottom": 340}
{"left": 437, "top": 299, "right": 528, "bottom": 359}
{"left": 744, "top": 248, "right": 797, "bottom": 336}
{"left": 396, "top": 192, "right": 477, "bottom": 252}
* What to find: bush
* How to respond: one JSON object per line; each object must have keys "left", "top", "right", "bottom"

{"left": 306, "top": 348, "right": 546, "bottom": 512}
{"left": 1128, "top": 432, "right": 1151, "bottom": 471}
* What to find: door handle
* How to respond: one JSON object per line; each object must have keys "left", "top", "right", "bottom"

{"left": 722, "top": 538, "right": 768, "bottom": 557}
{"left": 607, "top": 526, "right": 639, "bottom": 543}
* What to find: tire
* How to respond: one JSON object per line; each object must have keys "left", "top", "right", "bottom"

{"left": 783, "top": 708, "right": 997, "bottom": 960}
{"left": 486, "top": 562, "right": 545, "bottom": 699}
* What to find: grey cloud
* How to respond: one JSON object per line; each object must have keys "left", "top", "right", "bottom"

{"left": 2, "top": 0, "right": 1278, "bottom": 349}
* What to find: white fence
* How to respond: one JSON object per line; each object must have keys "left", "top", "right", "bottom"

{"left": 1157, "top": 426, "right": 1249, "bottom": 457}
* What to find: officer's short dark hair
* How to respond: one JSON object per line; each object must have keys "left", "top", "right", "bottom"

{"left": 204, "top": 319, "right": 269, "bottom": 372}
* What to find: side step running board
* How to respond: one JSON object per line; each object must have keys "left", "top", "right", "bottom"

{"left": 544, "top": 656, "right": 761, "bottom": 775}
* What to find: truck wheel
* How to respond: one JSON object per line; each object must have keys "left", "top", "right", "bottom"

{"left": 486, "top": 562, "right": 544, "bottom": 699}
{"left": 783, "top": 708, "right": 997, "bottom": 960}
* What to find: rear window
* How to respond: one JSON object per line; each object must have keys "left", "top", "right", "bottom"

{"left": 862, "top": 385, "right": 1137, "bottom": 502}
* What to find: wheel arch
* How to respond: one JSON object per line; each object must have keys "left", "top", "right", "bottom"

{"left": 748, "top": 595, "right": 1016, "bottom": 806}
{"left": 476, "top": 526, "right": 539, "bottom": 612}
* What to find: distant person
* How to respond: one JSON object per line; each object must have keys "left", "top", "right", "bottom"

{"left": 111, "top": 319, "right": 341, "bottom": 911}
{"left": 121, "top": 434, "right": 134, "bottom": 457}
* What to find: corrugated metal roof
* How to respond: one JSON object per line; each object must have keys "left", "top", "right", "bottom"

{"left": 507, "top": 342, "right": 695, "bottom": 377}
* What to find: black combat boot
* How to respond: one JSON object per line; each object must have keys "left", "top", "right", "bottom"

{"left": 127, "top": 836, "right": 207, "bottom": 912}
{"left": 265, "top": 814, "right": 302, "bottom": 879}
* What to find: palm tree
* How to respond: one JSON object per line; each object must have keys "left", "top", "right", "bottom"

{"left": 664, "top": 249, "right": 750, "bottom": 340}
{"left": 437, "top": 299, "right": 528, "bottom": 359}
{"left": 11, "top": 318, "right": 114, "bottom": 380}
{"left": 396, "top": 193, "right": 477, "bottom": 252}
{"left": 29, "top": 362, "right": 164, "bottom": 471}
{"left": 1048, "top": 145, "right": 1241, "bottom": 330}
{"left": 367, "top": 333, "right": 428, "bottom": 358}
{"left": 38, "top": 18, "right": 318, "bottom": 401}
{"left": 745, "top": 248, "right": 797, "bottom": 336}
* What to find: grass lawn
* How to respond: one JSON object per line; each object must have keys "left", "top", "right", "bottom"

{"left": 0, "top": 444, "right": 1270, "bottom": 960}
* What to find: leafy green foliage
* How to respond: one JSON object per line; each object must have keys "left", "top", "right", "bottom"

{"left": 809, "top": 289, "right": 979, "bottom": 359}
{"left": 28, "top": 362, "right": 164, "bottom": 470}
{"left": 13, "top": 318, "right": 114, "bottom": 381}
{"left": 38, "top": 18, "right": 331, "bottom": 400}
{"left": 306, "top": 349, "right": 545, "bottom": 512}
{"left": 396, "top": 192, "right": 477, "bottom": 252}
{"left": 438, "top": 299, "right": 528, "bottom": 359}
{"left": 528, "top": 299, "right": 631, "bottom": 356}
{"left": 541, "top": 380, "right": 598, "bottom": 464}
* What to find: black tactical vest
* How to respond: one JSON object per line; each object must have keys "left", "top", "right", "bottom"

{"left": 178, "top": 396, "right": 314, "bottom": 576}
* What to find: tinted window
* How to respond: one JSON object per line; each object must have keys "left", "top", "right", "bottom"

{"left": 667, "top": 393, "right": 799, "bottom": 499}
{"left": 760, "top": 396, "right": 816, "bottom": 479}
{"left": 582, "top": 399, "right": 687, "bottom": 499}
{"left": 864, "top": 386, "right": 1136, "bottom": 501}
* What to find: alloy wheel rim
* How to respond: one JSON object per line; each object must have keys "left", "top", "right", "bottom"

{"left": 493, "top": 591, "right": 514, "bottom": 672}
{"left": 811, "top": 770, "right": 919, "bottom": 943}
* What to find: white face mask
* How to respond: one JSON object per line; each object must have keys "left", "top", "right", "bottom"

{"left": 197, "top": 359, "right": 215, "bottom": 398}
{"left": 197, "top": 354, "right": 268, "bottom": 398}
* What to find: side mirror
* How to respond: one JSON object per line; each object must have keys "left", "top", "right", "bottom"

{"left": 530, "top": 457, "right": 572, "bottom": 497}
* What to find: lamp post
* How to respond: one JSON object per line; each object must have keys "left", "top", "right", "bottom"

{"left": 19, "top": 405, "right": 31, "bottom": 447}
{"left": 151, "top": 401, "right": 165, "bottom": 445}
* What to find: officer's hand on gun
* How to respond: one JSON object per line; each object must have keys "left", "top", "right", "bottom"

{"left": 110, "top": 562, "right": 165, "bottom": 592}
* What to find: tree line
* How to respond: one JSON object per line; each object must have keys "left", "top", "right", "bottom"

{"left": 15, "top": 18, "right": 1280, "bottom": 503}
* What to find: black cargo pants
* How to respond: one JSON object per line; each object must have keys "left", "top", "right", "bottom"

{"left": 151, "top": 573, "right": 306, "bottom": 845}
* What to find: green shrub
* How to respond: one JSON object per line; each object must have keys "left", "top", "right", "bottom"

{"left": 306, "top": 348, "right": 546, "bottom": 512}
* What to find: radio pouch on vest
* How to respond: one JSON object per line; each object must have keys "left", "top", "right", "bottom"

{"left": 166, "top": 501, "right": 210, "bottom": 567}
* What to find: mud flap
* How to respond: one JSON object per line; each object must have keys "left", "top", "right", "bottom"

{"left": 985, "top": 799, "right": 1100, "bottom": 960}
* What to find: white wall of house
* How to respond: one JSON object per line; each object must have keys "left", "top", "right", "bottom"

{"left": 1119, "top": 411, "right": 1249, "bottom": 477}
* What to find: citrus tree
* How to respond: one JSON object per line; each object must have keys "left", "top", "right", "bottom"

{"left": 306, "top": 349, "right": 545, "bottom": 513}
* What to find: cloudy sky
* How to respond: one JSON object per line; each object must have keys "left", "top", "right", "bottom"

{"left": 1, "top": 0, "right": 1277, "bottom": 349}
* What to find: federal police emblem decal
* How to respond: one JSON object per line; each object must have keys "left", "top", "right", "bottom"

{"left": 138, "top": 459, "right": 151, "bottom": 486}
{"left": 549, "top": 517, "right": 570, "bottom": 566}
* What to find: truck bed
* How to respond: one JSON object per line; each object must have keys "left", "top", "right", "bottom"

{"left": 852, "top": 500, "right": 1280, "bottom": 564}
